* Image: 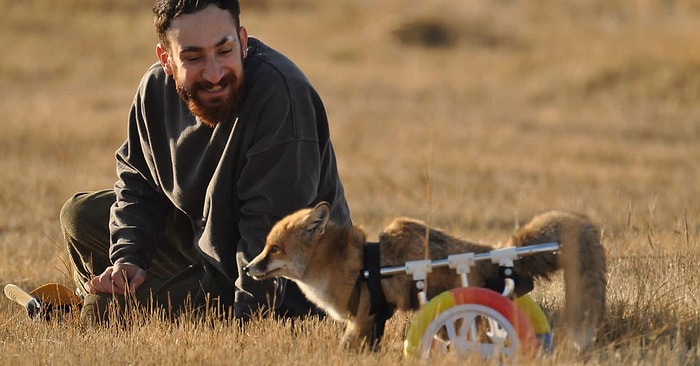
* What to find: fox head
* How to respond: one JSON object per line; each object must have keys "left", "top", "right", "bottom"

{"left": 243, "top": 201, "right": 331, "bottom": 281}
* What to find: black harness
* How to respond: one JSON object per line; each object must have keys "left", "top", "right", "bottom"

{"left": 348, "top": 241, "right": 394, "bottom": 349}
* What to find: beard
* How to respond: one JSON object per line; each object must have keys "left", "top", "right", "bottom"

{"left": 174, "top": 69, "right": 245, "bottom": 128}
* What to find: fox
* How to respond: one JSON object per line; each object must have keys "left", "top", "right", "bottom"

{"left": 244, "top": 202, "right": 606, "bottom": 351}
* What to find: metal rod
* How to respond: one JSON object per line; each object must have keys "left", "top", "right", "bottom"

{"left": 363, "top": 242, "right": 560, "bottom": 279}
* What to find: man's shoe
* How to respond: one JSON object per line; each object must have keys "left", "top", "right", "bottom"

{"left": 4, "top": 283, "right": 82, "bottom": 321}
{"left": 4, "top": 284, "right": 44, "bottom": 319}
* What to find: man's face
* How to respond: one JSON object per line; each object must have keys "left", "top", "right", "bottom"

{"left": 156, "top": 5, "right": 248, "bottom": 127}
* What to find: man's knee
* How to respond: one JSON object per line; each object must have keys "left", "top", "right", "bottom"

{"left": 60, "top": 190, "right": 114, "bottom": 238}
{"left": 60, "top": 192, "right": 89, "bottom": 236}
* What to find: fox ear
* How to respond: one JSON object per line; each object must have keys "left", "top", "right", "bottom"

{"left": 306, "top": 202, "right": 330, "bottom": 236}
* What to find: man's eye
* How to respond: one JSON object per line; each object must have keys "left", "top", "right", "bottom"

{"left": 185, "top": 57, "right": 201, "bottom": 63}
{"left": 219, "top": 48, "right": 232, "bottom": 55}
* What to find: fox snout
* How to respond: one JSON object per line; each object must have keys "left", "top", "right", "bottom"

{"left": 243, "top": 251, "right": 279, "bottom": 280}
{"left": 242, "top": 261, "right": 268, "bottom": 280}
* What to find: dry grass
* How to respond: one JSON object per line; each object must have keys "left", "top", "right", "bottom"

{"left": 1, "top": 0, "right": 699, "bottom": 364}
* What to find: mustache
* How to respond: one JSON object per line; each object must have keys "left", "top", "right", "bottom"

{"left": 192, "top": 72, "right": 237, "bottom": 93}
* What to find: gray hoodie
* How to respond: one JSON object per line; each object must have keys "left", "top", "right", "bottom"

{"left": 108, "top": 37, "right": 351, "bottom": 311}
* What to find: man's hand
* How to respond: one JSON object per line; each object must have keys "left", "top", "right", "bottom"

{"left": 85, "top": 262, "right": 147, "bottom": 295}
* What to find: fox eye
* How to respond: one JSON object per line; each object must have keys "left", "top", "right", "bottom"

{"left": 270, "top": 245, "right": 281, "bottom": 254}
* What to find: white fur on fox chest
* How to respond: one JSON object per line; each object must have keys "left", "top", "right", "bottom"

{"left": 295, "top": 279, "right": 347, "bottom": 322}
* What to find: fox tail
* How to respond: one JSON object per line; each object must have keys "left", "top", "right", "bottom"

{"left": 509, "top": 210, "right": 607, "bottom": 350}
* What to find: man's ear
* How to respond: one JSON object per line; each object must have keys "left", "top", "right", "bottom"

{"left": 156, "top": 43, "right": 173, "bottom": 75}
{"left": 238, "top": 26, "right": 249, "bottom": 59}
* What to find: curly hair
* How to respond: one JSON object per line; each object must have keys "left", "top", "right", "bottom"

{"left": 153, "top": 0, "right": 241, "bottom": 47}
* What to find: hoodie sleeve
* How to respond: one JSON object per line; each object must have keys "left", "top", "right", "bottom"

{"left": 231, "top": 63, "right": 340, "bottom": 315}
{"left": 237, "top": 60, "right": 340, "bottom": 247}
{"left": 109, "top": 67, "right": 170, "bottom": 270}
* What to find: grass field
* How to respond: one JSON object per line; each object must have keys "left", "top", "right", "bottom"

{"left": 1, "top": 0, "right": 699, "bottom": 364}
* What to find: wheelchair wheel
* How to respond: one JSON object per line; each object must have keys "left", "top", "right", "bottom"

{"left": 404, "top": 287, "right": 537, "bottom": 362}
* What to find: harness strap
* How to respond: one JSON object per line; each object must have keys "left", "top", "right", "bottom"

{"left": 363, "top": 242, "right": 393, "bottom": 348}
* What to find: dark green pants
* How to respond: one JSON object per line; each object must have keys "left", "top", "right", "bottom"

{"left": 60, "top": 190, "right": 319, "bottom": 324}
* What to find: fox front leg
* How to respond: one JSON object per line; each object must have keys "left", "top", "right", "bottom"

{"left": 341, "top": 316, "right": 376, "bottom": 351}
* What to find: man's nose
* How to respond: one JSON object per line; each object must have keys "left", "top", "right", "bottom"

{"left": 202, "top": 57, "right": 224, "bottom": 84}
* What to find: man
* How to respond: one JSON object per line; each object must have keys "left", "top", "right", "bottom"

{"left": 60, "top": 0, "right": 351, "bottom": 323}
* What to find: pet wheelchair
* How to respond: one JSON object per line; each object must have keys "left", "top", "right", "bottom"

{"left": 364, "top": 242, "right": 560, "bottom": 361}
